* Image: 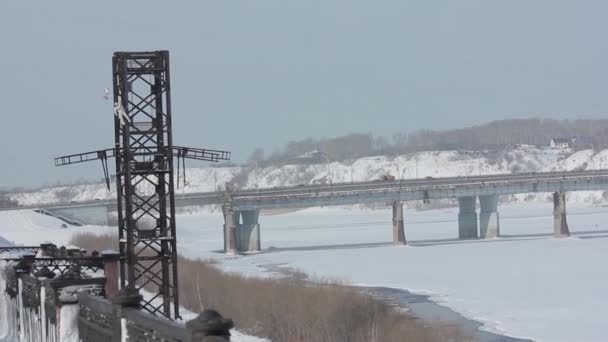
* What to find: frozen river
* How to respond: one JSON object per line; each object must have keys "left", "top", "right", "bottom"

{"left": 2, "top": 202, "right": 608, "bottom": 341}
{"left": 176, "top": 203, "right": 608, "bottom": 342}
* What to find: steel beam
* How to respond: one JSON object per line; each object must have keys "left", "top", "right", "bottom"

{"left": 112, "top": 51, "right": 180, "bottom": 318}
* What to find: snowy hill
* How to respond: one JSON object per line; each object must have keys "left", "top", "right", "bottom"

{"left": 9, "top": 147, "right": 608, "bottom": 207}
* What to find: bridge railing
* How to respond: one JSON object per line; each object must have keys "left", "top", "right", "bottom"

{"left": 0, "top": 260, "right": 106, "bottom": 341}
{"left": 78, "top": 293, "right": 117, "bottom": 342}
{"left": 1, "top": 244, "right": 235, "bottom": 342}
{"left": 0, "top": 243, "right": 113, "bottom": 341}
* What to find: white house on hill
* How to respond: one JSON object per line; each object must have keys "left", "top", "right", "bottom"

{"left": 549, "top": 137, "right": 575, "bottom": 150}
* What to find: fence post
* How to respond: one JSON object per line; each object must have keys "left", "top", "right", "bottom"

{"left": 12, "top": 257, "right": 33, "bottom": 342}
{"left": 185, "top": 309, "right": 233, "bottom": 342}
{"left": 101, "top": 250, "right": 120, "bottom": 298}
{"left": 2, "top": 266, "right": 19, "bottom": 339}
{"left": 15, "top": 253, "right": 35, "bottom": 275}
{"left": 40, "top": 243, "right": 57, "bottom": 257}
{"left": 111, "top": 288, "right": 142, "bottom": 342}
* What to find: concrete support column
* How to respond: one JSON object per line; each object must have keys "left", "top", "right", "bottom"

{"left": 392, "top": 202, "right": 406, "bottom": 245}
{"left": 222, "top": 206, "right": 239, "bottom": 253}
{"left": 479, "top": 194, "right": 500, "bottom": 238}
{"left": 238, "top": 210, "right": 261, "bottom": 252}
{"left": 458, "top": 196, "right": 478, "bottom": 239}
{"left": 553, "top": 192, "right": 570, "bottom": 237}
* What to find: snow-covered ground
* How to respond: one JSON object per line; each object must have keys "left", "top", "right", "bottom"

{"left": 171, "top": 203, "right": 608, "bottom": 342}
{"left": 2, "top": 204, "right": 608, "bottom": 341}
{"left": 0, "top": 210, "right": 114, "bottom": 247}
{"left": 10, "top": 147, "right": 608, "bottom": 207}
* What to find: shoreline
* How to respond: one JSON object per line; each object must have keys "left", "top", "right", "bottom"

{"left": 358, "top": 286, "right": 533, "bottom": 342}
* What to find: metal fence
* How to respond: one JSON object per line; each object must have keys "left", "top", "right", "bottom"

{"left": 0, "top": 244, "right": 110, "bottom": 342}
{"left": 1, "top": 264, "right": 105, "bottom": 342}
{"left": 1, "top": 244, "right": 234, "bottom": 342}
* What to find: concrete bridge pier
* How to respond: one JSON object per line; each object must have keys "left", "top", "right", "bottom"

{"left": 222, "top": 207, "right": 261, "bottom": 253}
{"left": 458, "top": 196, "right": 478, "bottom": 239}
{"left": 553, "top": 192, "right": 570, "bottom": 237}
{"left": 479, "top": 194, "right": 500, "bottom": 238}
{"left": 222, "top": 206, "right": 239, "bottom": 253}
{"left": 238, "top": 210, "right": 261, "bottom": 252}
{"left": 392, "top": 202, "right": 406, "bottom": 245}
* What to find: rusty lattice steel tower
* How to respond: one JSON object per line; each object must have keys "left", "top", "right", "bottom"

{"left": 55, "top": 51, "right": 230, "bottom": 319}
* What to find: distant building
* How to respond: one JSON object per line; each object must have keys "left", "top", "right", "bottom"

{"left": 549, "top": 137, "right": 576, "bottom": 150}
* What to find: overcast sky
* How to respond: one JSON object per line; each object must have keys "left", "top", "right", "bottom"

{"left": 1, "top": 1, "right": 607, "bottom": 188}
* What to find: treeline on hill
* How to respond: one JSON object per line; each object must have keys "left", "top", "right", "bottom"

{"left": 252, "top": 118, "right": 608, "bottom": 166}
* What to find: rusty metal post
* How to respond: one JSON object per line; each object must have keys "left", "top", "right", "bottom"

{"left": 102, "top": 250, "right": 121, "bottom": 298}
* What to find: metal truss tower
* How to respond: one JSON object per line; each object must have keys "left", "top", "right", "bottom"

{"left": 55, "top": 51, "right": 230, "bottom": 319}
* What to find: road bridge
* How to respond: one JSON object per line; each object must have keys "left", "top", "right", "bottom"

{"left": 221, "top": 170, "right": 608, "bottom": 252}
{"left": 4, "top": 170, "right": 608, "bottom": 253}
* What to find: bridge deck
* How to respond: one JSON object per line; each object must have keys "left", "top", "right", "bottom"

{"left": 229, "top": 170, "right": 608, "bottom": 210}
{"left": 4, "top": 170, "right": 608, "bottom": 212}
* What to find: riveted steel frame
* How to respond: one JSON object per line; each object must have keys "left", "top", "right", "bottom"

{"left": 113, "top": 51, "right": 179, "bottom": 319}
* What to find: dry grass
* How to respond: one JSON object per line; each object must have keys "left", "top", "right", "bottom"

{"left": 70, "top": 233, "right": 473, "bottom": 342}
{"left": 69, "top": 233, "right": 118, "bottom": 253}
